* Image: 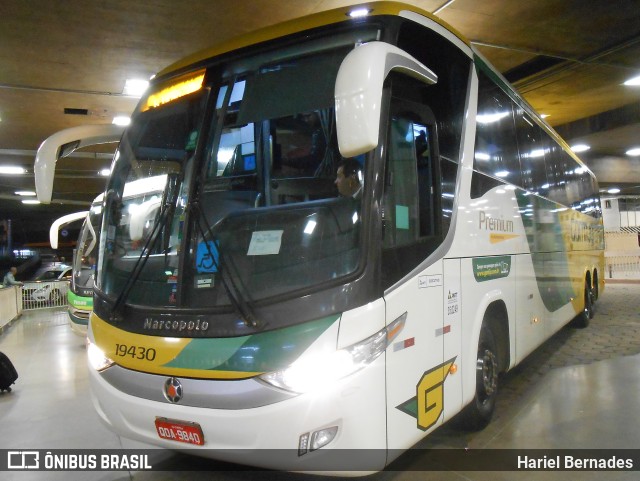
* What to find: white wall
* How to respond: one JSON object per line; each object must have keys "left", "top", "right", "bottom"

{"left": 0, "top": 286, "right": 22, "bottom": 331}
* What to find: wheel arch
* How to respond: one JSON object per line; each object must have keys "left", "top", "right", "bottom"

{"left": 592, "top": 267, "right": 600, "bottom": 300}
{"left": 585, "top": 269, "right": 592, "bottom": 291}
{"left": 483, "top": 300, "right": 510, "bottom": 374}
{"left": 462, "top": 291, "right": 511, "bottom": 407}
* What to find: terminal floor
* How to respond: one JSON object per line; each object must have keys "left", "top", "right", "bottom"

{"left": 1, "top": 282, "right": 639, "bottom": 480}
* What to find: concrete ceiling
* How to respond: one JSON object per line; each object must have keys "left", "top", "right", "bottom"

{"left": 1, "top": 0, "right": 640, "bottom": 246}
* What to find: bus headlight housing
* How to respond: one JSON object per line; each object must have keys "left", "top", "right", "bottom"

{"left": 259, "top": 313, "right": 406, "bottom": 394}
{"left": 87, "top": 340, "right": 115, "bottom": 372}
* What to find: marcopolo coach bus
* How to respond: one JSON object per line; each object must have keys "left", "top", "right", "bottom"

{"left": 50, "top": 209, "right": 92, "bottom": 332}
{"left": 86, "top": 1, "right": 604, "bottom": 473}
{"left": 68, "top": 196, "right": 102, "bottom": 335}
{"left": 50, "top": 203, "right": 100, "bottom": 335}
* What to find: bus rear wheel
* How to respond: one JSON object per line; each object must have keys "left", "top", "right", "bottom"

{"left": 456, "top": 324, "right": 499, "bottom": 431}
{"left": 574, "top": 281, "right": 593, "bottom": 328}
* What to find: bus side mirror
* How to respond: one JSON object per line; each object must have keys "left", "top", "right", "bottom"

{"left": 34, "top": 124, "right": 125, "bottom": 203}
{"left": 334, "top": 41, "right": 438, "bottom": 158}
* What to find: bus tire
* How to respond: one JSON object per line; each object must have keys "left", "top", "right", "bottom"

{"left": 456, "top": 323, "right": 499, "bottom": 431}
{"left": 574, "top": 281, "right": 593, "bottom": 328}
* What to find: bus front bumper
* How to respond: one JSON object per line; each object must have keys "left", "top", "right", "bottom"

{"left": 88, "top": 355, "right": 388, "bottom": 474}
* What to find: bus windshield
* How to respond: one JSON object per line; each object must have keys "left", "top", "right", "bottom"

{"left": 73, "top": 202, "right": 102, "bottom": 294}
{"left": 98, "top": 32, "right": 375, "bottom": 313}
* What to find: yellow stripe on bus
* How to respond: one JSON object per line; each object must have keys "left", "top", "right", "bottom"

{"left": 91, "top": 313, "right": 263, "bottom": 379}
{"left": 489, "top": 233, "right": 520, "bottom": 244}
{"left": 156, "top": 2, "right": 470, "bottom": 79}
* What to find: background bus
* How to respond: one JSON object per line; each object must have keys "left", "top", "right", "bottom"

{"left": 68, "top": 196, "right": 102, "bottom": 335}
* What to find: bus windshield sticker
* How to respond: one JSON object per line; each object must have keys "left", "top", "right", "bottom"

{"left": 196, "top": 241, "right": 219, "bottom": 273}
{"left": 185, "top": 130, "right": 198, "bottom": 151}
{"left": 247, "top": 230, "right": 283, "bottom": 256}
{"left": 194, "top": 275, "right": 214, "bottom": 289}
{"left": 472, "top": 256, "right": 512, "bottom": 282}
{"left": 395, "top": 205, "right": 409, "bottom": 230}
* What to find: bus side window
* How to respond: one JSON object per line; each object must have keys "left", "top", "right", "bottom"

{"left": 384, "top": 117, "right": 421, "bottom": 247}
{"left": 382, "top": 94, "right": 444, "bottom": 288}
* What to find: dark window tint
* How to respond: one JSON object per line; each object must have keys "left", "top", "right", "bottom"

{"left": 397, "top": 20, "right": 470, "bottom": 165}
{"left": 382, "top": 83, "right": 451, "bottom": 288}
{"left": 473, "top": 70, "right": 521, "bottom": 188}
{"left": 515, "top": 109, "right": 549, "bottom": 195}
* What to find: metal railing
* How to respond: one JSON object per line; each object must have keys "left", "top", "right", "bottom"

{"left": 605, "top": 230, "right": 640, "bottom": 280}
{"left": 606, "top": 256, "right": 640, "bottom": 280}
{"left": 21, "top": 280, "right": 69, "bottom": 310}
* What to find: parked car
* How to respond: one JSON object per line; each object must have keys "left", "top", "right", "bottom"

{"left": 23, "top": 264, "right": 72, "bottom": 304}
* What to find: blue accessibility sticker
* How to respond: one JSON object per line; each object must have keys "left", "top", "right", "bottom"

{"left": 196, "top": 241, "right": 219, "bottom": 273}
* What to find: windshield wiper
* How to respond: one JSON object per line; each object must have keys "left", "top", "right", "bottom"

{"left": 191, "top": 200, "right": 260, "bottom": 328}
{"left": 109, "top": 173, "right": 180, "bottom": 322}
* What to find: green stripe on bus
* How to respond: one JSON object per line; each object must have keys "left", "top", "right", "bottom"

{"left": 516, "top": 191, "right": 577, "bottom": 312}
{"left": 162, "top": 314, "right": 339, "bottom": 373}
{"left": 68, "top": 290, "right": 93, "bottom": 309}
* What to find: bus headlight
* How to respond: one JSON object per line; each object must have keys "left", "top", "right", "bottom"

{"left": 259, "top": 313, "right": 406, "bottom": 394}
{"left": 87, "top": 340, "right": 115, "bottom": 372}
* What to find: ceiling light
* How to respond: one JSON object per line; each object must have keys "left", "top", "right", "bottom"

{"left": 571, "top": 144, "right": 590, "bottom": 153}
{"left": 0, "top": 166, "right": 26, "bottom": 175}
{"left": 22, "top": 199, "right": 41, "bottom": 204}
{"left": 112, "top": 116, "right": 131, "bottom": 126}
{"left": 623, "top": 75, "right": 640, "bottom": 86}
{"left": 15, "top": 190, "right": 36, "bottom": 196}
{"left": 626, "top": 147, "right": 640, "bottom": 156}
{"left": 607, "top": 188, "right": 621, "bottom": 194}
{"left": 123, "top": 78, "right": 149, "bottom": 96}
{"left": 540, "top": 114, "right": 550, "bottom": 119}
{"left": 99, "top": 168, "right": 111, "bottom": 176}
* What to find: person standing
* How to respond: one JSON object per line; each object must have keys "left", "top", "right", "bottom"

{"left": 2, "top": 267, "right": 23, "bottom": 287}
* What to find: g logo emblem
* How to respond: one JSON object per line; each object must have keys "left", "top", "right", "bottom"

{"left": 163, "top": 377, "right": 183, "bottom": 403}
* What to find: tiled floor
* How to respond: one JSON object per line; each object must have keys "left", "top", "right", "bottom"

{"left": 1, "top": 282, "right": 639, "bottom": 480}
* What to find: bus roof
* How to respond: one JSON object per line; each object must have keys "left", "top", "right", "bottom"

{"left": 156, "top": 1, "right": 470, "bottom": 79}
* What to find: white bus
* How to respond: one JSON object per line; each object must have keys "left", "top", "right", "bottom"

{"left": 67, "top": 196, "right": 102, "bottom": 335}
{"left": 86, "top": 2, "right": 604, "bottom": 473}
{"left": 50, "top": 210, "right": 91, "bottom": 326}
{"left": 37, "top": 124, "right": 124, "bottom": 334}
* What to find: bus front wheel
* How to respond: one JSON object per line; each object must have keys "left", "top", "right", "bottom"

{"left": 456, "top": 324, "right": 499, "bottom": 431}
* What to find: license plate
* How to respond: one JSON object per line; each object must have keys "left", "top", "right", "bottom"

{"left": 155, "top": 417, "right": 205, "bottom": 446}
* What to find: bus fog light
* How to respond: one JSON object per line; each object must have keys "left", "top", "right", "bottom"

{"left": 298, "top": 432, "right": 310, "bottom": 456}
{"left": 310, "top": 426, "right": 338, "bottom": 451}
{"left": 87, "top": 341, "right": 115, "bottom": 372}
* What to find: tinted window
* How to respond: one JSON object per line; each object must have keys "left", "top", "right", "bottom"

{"left": 515, "top": 109, "right": 549, "bottom": 195}
{"left": 397, "top": 21, "right": 471, "bottom": 164}
{"left": 474, "top": 70, "right": 521, "bottom": 186}
{"left": 382, "top": 88, "right": 448, "bottom": 288}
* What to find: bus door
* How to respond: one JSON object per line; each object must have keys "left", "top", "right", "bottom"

{"left": 382, "top": 91, "right": 450, "bottom": 449}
